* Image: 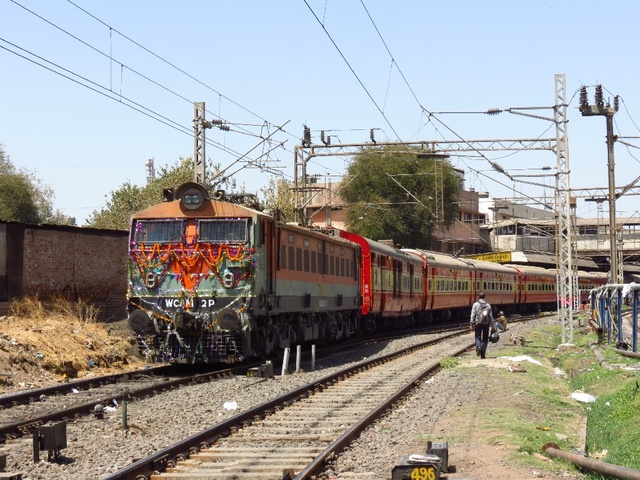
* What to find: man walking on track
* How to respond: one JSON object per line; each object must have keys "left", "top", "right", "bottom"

{"left": 470, "top": 291, "right": 493, "bottom": 359}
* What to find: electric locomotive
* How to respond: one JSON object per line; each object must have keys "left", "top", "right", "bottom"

{"left": 126, "top": 182, "right": 361, "bottom": 364}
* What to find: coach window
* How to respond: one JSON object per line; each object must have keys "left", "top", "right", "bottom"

{"left": 288, "top": 246, "right": 295, "bottom": 270}
{"left": 296, "top": 248, "right": 303, "bottom": 272}
{"left": 280, "top": 244, "right": 287, "bottom": 269}
{"left": 330, "top": 255, "right": 335, "bottom": 275}
{"left": 304, "top": 249, "right": 310, "bottom": 272}
{"left": 317, "top": 242, "right": 324, "bottom": 274}
{"left": 311, "top": 251, "right": 317, "bottom": 273}
{"left": 351, "top": 252, "right": 356, "bottom": 278}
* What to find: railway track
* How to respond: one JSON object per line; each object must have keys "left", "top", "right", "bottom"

{"left": 0, "top": 364, "right": 251, "bottom": 443}
{"left": 0, "top": 365, "right": 174, "bottom": 410}
{"left": 103, "top": 330, "right": 473, "bottom": 480}
{"left": 0, "top": 322, "right": 461, "bottom": 447}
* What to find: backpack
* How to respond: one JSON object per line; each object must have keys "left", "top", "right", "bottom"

{"left": 478, "top": 302, "right": 492, "bottom": 325}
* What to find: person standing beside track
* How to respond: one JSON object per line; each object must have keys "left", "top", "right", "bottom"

{"left": 470, "top": 291, "right": 493, "bottom": 359}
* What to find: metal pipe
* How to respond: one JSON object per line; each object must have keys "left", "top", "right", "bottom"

{"left": 613, "top": 348, "right": 640, "bottom": 359}
{"left": 543, "top": 444, "right": 640, "bottom": 480}
{"left": 588, "top": 341, "right": 613, "bottom": 370}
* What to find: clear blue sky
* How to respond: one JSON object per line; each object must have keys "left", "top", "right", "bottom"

{"left": 1, "top": 0, "right": 639, "bottom": 225}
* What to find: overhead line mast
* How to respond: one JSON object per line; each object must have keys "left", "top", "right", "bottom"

{"left": 553, "top": 73, "right": 575, "bottom": 343}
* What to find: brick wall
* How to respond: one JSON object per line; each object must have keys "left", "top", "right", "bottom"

{"left": 1, "top": 222, "right": 129, "bottom": 321}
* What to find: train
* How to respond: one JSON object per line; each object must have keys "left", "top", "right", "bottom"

{"left": 126, "top": 182, "right": 607, "bottom": 364}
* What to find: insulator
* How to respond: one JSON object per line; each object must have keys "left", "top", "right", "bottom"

{"left": 486, "top": 108, "right": 501, "bottom": 115}
{"left": 303, "top": 125, "right": 311, "bottom": 147}
{"left": 218, "top": 125, "right": 230, "bottom": 131}
{"left": 579, "top": 86, "right": 588, "bottom": 109}
{"left": 321, "top": 130, "right": 327, "bottom": 145}
{"left": 614, "top": 95, "right": 620, "bottom": 111}
{"left": 595, "top": 85, "right": 604, "bottom": 106}
{"left": 490, "top": 161, "right": 505, "bottom": 173}
{"left": 370, "top": 128, "right": 376, "bottom": 143}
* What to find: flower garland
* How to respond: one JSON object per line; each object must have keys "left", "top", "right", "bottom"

{"left": 130, "top": 242, "right": 257, "bottom": 294}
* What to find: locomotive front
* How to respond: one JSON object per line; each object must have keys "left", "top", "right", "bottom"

{"left": 126, "top": 183, "right": 262, "bottom": 364}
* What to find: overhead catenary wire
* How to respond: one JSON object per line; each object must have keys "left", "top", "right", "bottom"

{"left": 7, "top": 0, "right": 296, "bottom": 182}
{"left": 302, "top": 0, "right": 401, "bottom": 141}
{"left": 0, "top": 37, "right": 292, "bottom": 184}
{"left": 311, "top": 0, "right": 566, "bottom": 210}
{"left": 65, "top": 0, "right": 279, "bottom": 134}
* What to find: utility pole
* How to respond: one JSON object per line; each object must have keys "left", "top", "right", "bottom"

{"left": 145, "top": 158, "right": 155, "bottom": 185}
{"left": 489, "top": 204, "right": 508, "bottom": 250}
{"left": 193, "top": 102, "right": 213, "bottom": 185}
{"left": 579, "top": 85, "right": 620, "bottom": 283}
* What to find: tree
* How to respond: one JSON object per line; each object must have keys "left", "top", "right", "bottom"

{"left": 87, "top": 157, "right": 232, "bottom": 230}
{"left": 0, "top": 173, "right": 40, "bottom": 224}
{"left": 0, "top": 144, "right": 75, "bottom": 225}
{"left": 259, "top": 177, "right": 295, "bottom": 222}
{"left": 340, "top": 146, "right": 461, "bottom": 249}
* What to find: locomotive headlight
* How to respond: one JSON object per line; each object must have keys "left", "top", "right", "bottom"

{"left": 222, "top": 270, "right": 235, "bottom": 288}
{"left": 175, "top": 182, "right": 209, "bottom": 211}
{"left": 181, "top": 190, "right": 204, "bottom": 210}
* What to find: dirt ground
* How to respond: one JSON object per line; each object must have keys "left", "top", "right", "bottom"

{"left": 431, "top": 355, "right": 587, "bottom": 480}
{"left": 0, "top": 313, "right": 144, "bottom": 393}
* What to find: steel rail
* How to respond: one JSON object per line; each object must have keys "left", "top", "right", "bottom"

{"left": 295, "top": 342, "right": 471, "bottom": 479}
{"left": 0, "top": 365, "right": 174, "bottom": 410}
{"left": 0, "top": 365, "right": 248, "bottom": 442}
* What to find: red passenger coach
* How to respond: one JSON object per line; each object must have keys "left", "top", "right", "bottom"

{"left": 507, "top": 264, "right": 557, "bottom": 311}
{"left": 577, "top": 270, "right": 607, "bottom": 305}
{"left": 404, "top": 249, "right": 475, "bottom": 321}
{"left": 465, "top": 259, "right": 518, "bottom": 311}
{"left": 339, "top": 231, "right": 424, "bottom": 330}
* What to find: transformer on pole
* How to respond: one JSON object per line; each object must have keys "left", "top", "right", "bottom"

{"left": 579, "top": 85, "right": 620, "bottom": 283}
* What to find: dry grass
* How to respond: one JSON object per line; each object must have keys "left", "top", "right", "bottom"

{"left": 10, "top": 295, "right": 100, "bottom": 325}
{"left": 0, "top": 296, "right": 141, "bottom": 382}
